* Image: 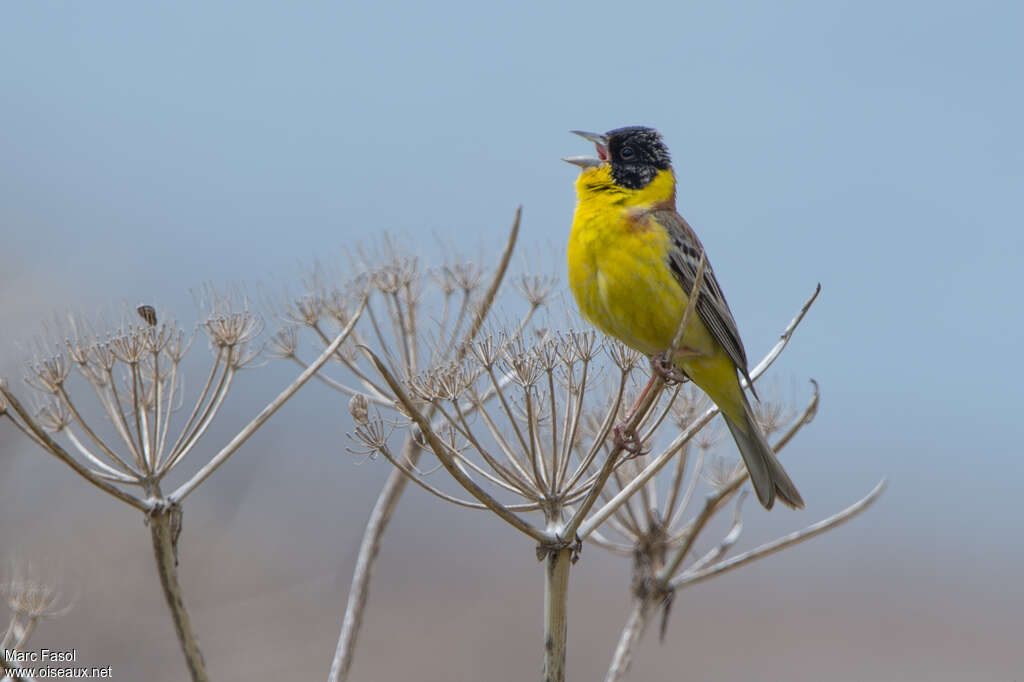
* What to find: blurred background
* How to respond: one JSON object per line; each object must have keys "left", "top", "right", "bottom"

{"left": 1, "top": 1, "right": 1020, "bottom": 680}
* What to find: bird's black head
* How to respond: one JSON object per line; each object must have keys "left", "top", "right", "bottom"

{"left": 605, "top": 126, "right": 671, "bottom": 190}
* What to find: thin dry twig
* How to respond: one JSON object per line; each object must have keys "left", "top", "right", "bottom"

{"left": 672, "top": 479, "right": 887, "bottom": 589}
{"left": 328, "top": 209, "right": 523, "bottom": 682}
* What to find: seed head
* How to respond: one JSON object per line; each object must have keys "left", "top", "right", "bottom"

{"left": 1, "top": 562, "right": 72, "bottom": 620}
{"left": 323, "top": 285, "right": 358, "bottom": 325}
{"left": 499, "top": 337, "right": 541, "bottom": 388}
{"left": 703, "top": 455, "right": 745, "bottom": 492}
{"left": 694, "top": 419, "right": 723, "bottom": 452}
{"left": 83, "top": 341, "right": 117, "bottom": 373}
{"left": 284, "top": 294, "right": 325, "bottom": 327}
{"left": 107, "top": 326, "right": 150, "bottom": 364}
{"left": 531, "top": 334, "right": 562, "bottom": 373}
{"left": 204, "top": 310, "right": 264, "bottom": 349}
{"left": 563, "top": 329, "right": 601, "bottom": 363}
{"left": 671, "top": 386, "right": 707, "bottom": 431}
{"left": 606, "top": 339, "right": 641, "bottom": 372}
{"left": 408, "top": 361, "right": 474, "bottom": 402}
{"left": 268, "top": 326, "right": 300, "bottom": 358}
{"left": 470, "top": 333, "right": 505, "bottom": 369}
{"left": 35, "top": 397, "right": 74, "bottom": 433}
{"left": 163, "top": 326, "right": 194, "bottom": 363}
{"left": 514, "top": 273, "right": 558, "bottom": 308}
{"left": 428, "top": 266, "right": 458, "bottom": 296}
{"left": 448, "top": 261, "right": 483, "bottom": 294}
{"left": 26, "top": 351, "right": 70, "bottom": 394}
{"left": 752, "top": 398, "right": 787, "bottom": 437}
{"left": 348, "top": 411, "right": 394, "bottom": 457}
{"left": 371, "top": 256, "right": 419, "bottom": 295}
{"left": 348, "top": 394, "right": 370, "bottom": 425}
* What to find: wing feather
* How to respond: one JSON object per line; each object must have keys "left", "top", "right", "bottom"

{"left": 648, "top": 208, "right": 757, "bottom": 396}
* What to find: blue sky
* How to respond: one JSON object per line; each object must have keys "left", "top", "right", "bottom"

{"left": 1, "top": 1, "right": 1021, "bottom": 677}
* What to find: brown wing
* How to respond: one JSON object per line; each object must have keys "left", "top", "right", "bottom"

{"left": 648, "top": 208, "right": 757, "bottom": 395}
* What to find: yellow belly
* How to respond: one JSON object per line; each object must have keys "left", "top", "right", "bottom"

{"left": 566, "top": 165, "right": 747, "bottom": 426}
{"left": 567, "top": 205, "right": 717, "bottom": 359}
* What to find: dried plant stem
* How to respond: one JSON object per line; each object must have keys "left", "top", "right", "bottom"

{"left": 560, "top": 254, "right": 708, "bottom": 544}
{"left": 603, "top": 481, "right": 887, "bottom": 682}
{"left": 328, "top": 442, "right": 420, "bottom": 682}
{"left": 149, "top": 505, "right": 208, "bottom": 682}
{"left": 365, "top": 348, "right": 545, "bottom": 541}
{"left": 543, "top": 547, "right": 572, "bottom": 682}
{"left": 0, "top": 388, "right": 147, "bottom": 511}
{"left": 605, "top": 597, "right": 655, "bottom": 682}
{"left": 578, "top": 284, "right": 821, "bottom": 539}
{"left": 168, "top": 298, "right": 365, "bottom": 504}
{"left": 327, "top": 209, "right": 522, "bottom": 682}
{"left": 12, "top": 617, "right": 38, "bottom": 651}
{"left": 670, "top": 479, "right": 887, "bottom": 589}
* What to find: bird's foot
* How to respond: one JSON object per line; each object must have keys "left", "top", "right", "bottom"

{"left": 648, "top": 351, "right": 690, "bottom": 385}
{"left": 612, "top": 424, "right": 647, "bottom": 458}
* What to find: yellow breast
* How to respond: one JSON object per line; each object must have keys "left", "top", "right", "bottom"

{"left": 567, "top": 166, "right": 694, "bottom": 356}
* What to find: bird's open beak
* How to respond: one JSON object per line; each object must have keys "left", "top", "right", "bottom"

{"left": 562, "top": 130, "right": 609, "bottom": 168}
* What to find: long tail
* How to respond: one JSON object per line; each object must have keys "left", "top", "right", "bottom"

{"left": 722, "top": 394, "right": 804, "bottom": 510}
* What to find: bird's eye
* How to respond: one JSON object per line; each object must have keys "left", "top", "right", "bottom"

{"left": 620, "top": 146, "right": 635, "bottom": 160}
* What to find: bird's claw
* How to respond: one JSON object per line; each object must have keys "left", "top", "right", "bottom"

{"left": 613, "top": 424, "right": 647, "bottom": 458}
{"left": 649, "top": 351, "right": 690, "bottom": 385}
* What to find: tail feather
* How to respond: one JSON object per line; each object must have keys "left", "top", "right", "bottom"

{"left": 722, "top": 396, "right": 804, "bottom": 510}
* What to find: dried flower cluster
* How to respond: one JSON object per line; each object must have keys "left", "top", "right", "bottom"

{"left": 0, "top": 285, "right": 365, "bottom": 682}
{"left": 0, "top": 291, "right": 263, "bottom": 505}
{"left": 0, "top": 208, "right": 884, "bottom": 682}
{"left": 0, "top": 561, "right": 72, "bottom": 677}
{"left": 270, "top": 214, "right": 885, "bottom": 682}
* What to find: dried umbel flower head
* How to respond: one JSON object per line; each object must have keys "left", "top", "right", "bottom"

{"left": 35, "top": 397, "right": 74, "bottom": 433}
{"left": 348, "top": 411, "right": 394, "bottom": 457}
{"left": 267, "top": 326, "right": 300, "bottom": 359}
{"left": 515, "top": 273, "right": 558, "bottom": 308}
{"left": 407, "top": 361, "right": 476, "bottom": 402}
{"left": 107, "top": 325, "right": 150, "bottom": 364}
{"left": 703, "top": 455, "right": 746, "bottom": 492}
{"left": 470, "top": 331, "right": 512, "bottom": 370}
{"left": 498, "top": 336, "right": 543, "bottom": 388}
{"left": 194, "top": 285, "right": 264, "bottom": 349}
{"left": 606, "top": 339, "right": 641, "bottom": 373}
{"left": 428, "top": 265, "right": 459, "bottom": 296}
{"left": 562, "top": 329, "right": 601, "bottom": 364}
{"left": 283, "top": 293, "right": 325, "bottom": 327}
{"left": 0, "top": 291, "right": 272, "bottom": 500}
{"left": 323, "top": 285, "right": 359, "bottom": 326}
{"left": 25, "top": 350, "right": 70, "bottom": 394}
{"left": 2, "top": 561, "right": 72, "bottom": 620}
{"left": 369, "top": 254, "right": 419, "bottom": 295}
{"left": 447, "top": 261, "right": 483, "bottom": 294}
{"left": 752, "top": 397, "right": 787, "bottom": 437}
{"left": 204, "top": 309, "right": 263, "bottom": 349}
{"left": 348, "top": 394, "right": 370, "bottom": 425}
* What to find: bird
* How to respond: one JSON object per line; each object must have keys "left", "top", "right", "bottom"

{"left": 564, "top": 126, "right": 803, "bottom": 510}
